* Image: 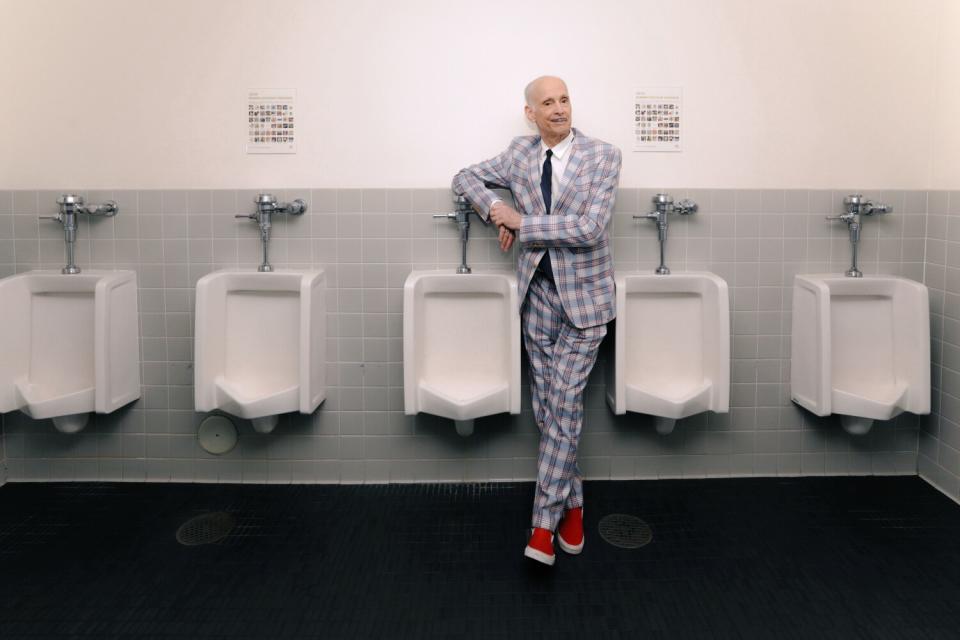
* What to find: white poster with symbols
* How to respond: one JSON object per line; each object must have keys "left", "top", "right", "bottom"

{"left": 634, "top": 87, "right": 682, "bottom": 152}
{"left": 247, "top": 89, "right": 296, "bottom": 154}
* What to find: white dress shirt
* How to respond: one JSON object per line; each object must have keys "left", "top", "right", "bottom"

{"left": 488, "top": 130, "right": 575, "bottom": 215}
{"left": 539, "top": 130, "right": 575, "bottom": 212}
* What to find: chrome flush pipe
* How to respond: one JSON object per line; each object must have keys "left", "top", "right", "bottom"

{"left": 39, "top": 194, "right": 118, "bottom": 274}
{"left": 634, "top": 193, "right": 697, "bottom": 275}
{"left": 825, "top": 194, "right": 892, "bottom": 278}
{"left": 434, "top": 195, "right": 488, "bottom": 274}
{"left": 236, "top": 193, "right": 307, "bottom": 272}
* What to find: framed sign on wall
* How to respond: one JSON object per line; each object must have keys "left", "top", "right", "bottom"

{"left": 247, "top": 89, "right": 297, "bottom": 154}
{"left": 634, "top": 87, "right": 682, "bottom": 152}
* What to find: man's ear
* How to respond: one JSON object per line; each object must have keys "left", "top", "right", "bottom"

{"left": 524, "top": 105, "right": 535, "bottom": 124}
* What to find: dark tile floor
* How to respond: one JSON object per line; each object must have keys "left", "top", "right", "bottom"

{"left": 1, "top": 476, "right": 959, "bottom": 639}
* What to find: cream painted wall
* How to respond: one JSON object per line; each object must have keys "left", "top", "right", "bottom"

{"left": 931, "top": 0, "right": 960, "bottom": 189}
{"left": 0, "top": 0, "right": 950, "bottom": 189}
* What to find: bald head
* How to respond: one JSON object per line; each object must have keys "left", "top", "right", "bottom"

{"left": 523, "top": 76, "right": 573, "bottom": 147}
{"left": 524, "top": 76, "right": 568, "bottom": 106}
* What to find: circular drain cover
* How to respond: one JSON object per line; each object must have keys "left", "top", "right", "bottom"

{"left": 176, "top": 512, "right": 236, "bottom": 546}
{"left": 598, "top": 514, "right": 653, "bottom": 549}
{"left": 197, "top": 415, "right": 238, "bottom": 455}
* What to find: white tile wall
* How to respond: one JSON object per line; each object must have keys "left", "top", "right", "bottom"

{"left": 920, "top": 190, "right": 960, "bottom": 503}
{"left": 0, "top": 188, "right": 934, "bottom": 485}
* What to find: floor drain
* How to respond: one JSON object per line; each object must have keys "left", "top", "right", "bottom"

{"left": 176, "top": 512, "right": 236, "bottom": 546}
{"left": 598, "top": 514, "right": 653, "bottom": 549}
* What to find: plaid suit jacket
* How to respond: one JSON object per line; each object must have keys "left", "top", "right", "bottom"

{"left": 452, "top": 128, "right": 622, "bottom": 329}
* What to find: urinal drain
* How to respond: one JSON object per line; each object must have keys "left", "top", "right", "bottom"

{"left": 176, "top": 512, "right": 236, "bottom": 546}
{"left": 598, "top": 514, "right": 653, "bottom": 549}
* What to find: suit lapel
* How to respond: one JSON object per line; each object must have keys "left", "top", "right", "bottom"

{"left": 525, "top": 139, "right": 546, "bottom": 216}
{"left": 552, "top": 132, "right": 586, "bottom": 215}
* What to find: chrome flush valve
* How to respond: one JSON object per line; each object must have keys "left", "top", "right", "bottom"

{"left": 235, "top": 193, "right": 307, "bottom": 272}
{"left": 825, "top": 194, "right": 892, "bottom": 278}
{"left": 39, "top": 194, "right": 118, "bottom": 274}
{"left": 434, "top": 195, "right": 487, "bottom": 274}
{"left": 634, "top": 193, "right": 697, "bottom": 275}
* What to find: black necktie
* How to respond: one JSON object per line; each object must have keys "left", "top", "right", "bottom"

{"left": 541, "top": 149, "right": 553, "bottom": 215}
{"left": 537, "top": 149, "right": 554, "bottom": 280}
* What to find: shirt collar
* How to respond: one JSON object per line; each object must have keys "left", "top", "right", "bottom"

{"left": 541, "top": 130, "right": 575, "bottom": 160}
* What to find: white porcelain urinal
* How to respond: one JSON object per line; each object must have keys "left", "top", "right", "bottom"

{"left": 0, "top": 270, "right": 140, "bottom": 433}
{"left": 791, "top": 274, "right": 929, "bottom": 435}
{"left": 194, "top": 270, "right": 326, "bottom": 434}
{"left": 403, "top": 271, "right": 521, "bottom": 436}
{"left": 606, "top": 272, "right": 730, "bottom": 434}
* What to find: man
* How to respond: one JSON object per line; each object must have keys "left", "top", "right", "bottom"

{"left": 452, "top": 76, "right": 622, "bottom": 566}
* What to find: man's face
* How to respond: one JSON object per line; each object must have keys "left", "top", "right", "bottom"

{"left": 525, "top": 78, "right": 572, "bottom": 142}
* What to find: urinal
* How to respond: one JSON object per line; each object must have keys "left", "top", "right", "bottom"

{"left": 791, "top": 274, "right": 929, "bottom": 434}
{"left": 403, "top": 271, "right": 521, "bottom": 436}
{"left": 606, "top": 272, "right": 730, "bottom": 434}
{"left": 194, "top": 269, "right": 326, "bottom": 434}
{"left": 0, "top": 270, "right": 141, "bottom": 433}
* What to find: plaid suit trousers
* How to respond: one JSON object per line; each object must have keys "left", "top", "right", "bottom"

{"left": 523, "top": 272, "right": 606, "bottom": 532}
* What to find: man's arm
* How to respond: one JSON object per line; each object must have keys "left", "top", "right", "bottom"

{"left": 451, "top": 142, "right": 515, "bottom": 222}
{"left": 516, "top": 146, "right": 622, "bottom": 248}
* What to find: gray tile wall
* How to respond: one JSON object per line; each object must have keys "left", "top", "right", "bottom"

{"left": 0, "top": 190, "right": 8, "bottom": 487}
{"left": 920, "top": 191, "right": 960, "bottom": 503}
{"left": 0, "top": 188, "right": 930, "bottom": 485}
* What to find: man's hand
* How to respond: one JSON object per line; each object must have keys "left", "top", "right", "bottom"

{"left": 489, "top": 201, "right": 522, "bottom": 231}
{"left": 497, "top": 224, "right": 515, "bottom": 252}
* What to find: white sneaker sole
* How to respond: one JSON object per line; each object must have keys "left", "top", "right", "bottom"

{"left": 557, "top": 534, "right": 584, "bottom": 555}
{"left": 524, "top": 545, "right": 556, "bottom": 566}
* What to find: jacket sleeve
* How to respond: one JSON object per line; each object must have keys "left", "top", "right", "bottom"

{"left": 451, "top": 141, "right": 517, "bottom": 222}
{"left": 518, "top": 146, "right": 622, "bottom": 248}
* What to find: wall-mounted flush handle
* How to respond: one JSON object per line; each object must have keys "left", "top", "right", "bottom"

{"left": 38, "top": 194, "right": 120, "bottom": 274}
{"left": 824, "top": 214, "right": 855, "bottom": 222}
{"left": 437, "top": 195, "right": 487, "bottom": 274}
{"left": 236, "top": 193, "right": 308, "bottom": 272}
{"left": 633, "top": 193, "right": 698, "bottom": 275}
{"left": 827, "top": 194, "right": 894, "bottom": 278}
{"left": 434, "top": 196, "right": 482, "bottom": 221}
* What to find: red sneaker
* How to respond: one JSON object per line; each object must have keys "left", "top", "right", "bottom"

{"left": 557, "top": 507, "right": 584, "bottom": 554}
{"left": 524, "top": 527, "right": 556, "bottom": 566}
